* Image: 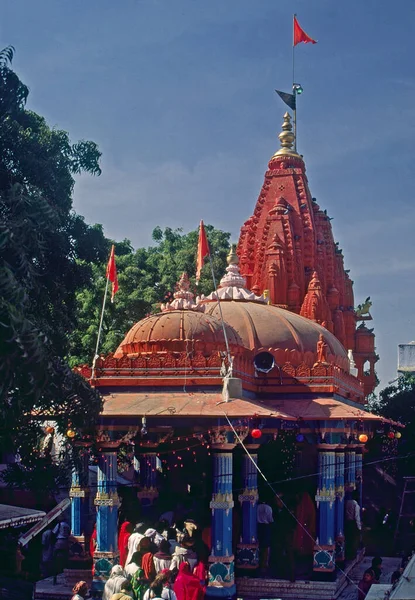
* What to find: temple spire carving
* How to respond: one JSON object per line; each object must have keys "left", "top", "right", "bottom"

{"left": 272, "top": 112, "right": 300, "bottom": 159}
{"left": 161, "top": 272, "right": 204, "bottom": 312}
{"left": 198, "top": 245, "right": 266, "bottom": 303}
{"left": 237, "top": 111, "right": 379, "bottom": 395}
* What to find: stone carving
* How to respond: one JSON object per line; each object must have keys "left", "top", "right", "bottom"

{"left": 161, "top": 272, "right": 205, "bottom": 312}
{"left": 355, "top": 296, "right": 372, "bottom": 319}
{"left": 236, "top": 122, "right": 378, "bottom": 394}
{"left": 316, "top": 334, "right": 328, "bottom": 364}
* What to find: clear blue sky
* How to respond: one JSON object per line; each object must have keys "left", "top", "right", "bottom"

{"left": 3, "top": 0, "right": 415, "bottom": 391}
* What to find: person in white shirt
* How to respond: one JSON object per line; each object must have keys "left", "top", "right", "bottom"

{"left": 153, "top": 540, "right": 172, "bottom": 573}
{"left": 345, "top": 490, "right": 362, "bottom": 560}
{"left": 126, "top": 524, "right": 145, "bottom": 567}
{"left": 257, "top": 499, "right": 274, "bottom": 573}
{"left": 169, "top": 546, "right": 197, "bottom": 572}
{"left": 125, "top": 552, "right": 141, "bottom": 578}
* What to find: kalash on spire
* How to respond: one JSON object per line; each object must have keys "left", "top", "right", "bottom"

{"left": 237, "top": 110, "right": 378, "bottom": 396}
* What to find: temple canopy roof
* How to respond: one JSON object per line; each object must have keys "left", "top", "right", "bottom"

{"left": 100, "top": 390, "right": 385, "bottom": 422}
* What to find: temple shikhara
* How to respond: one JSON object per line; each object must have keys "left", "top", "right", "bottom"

{"left": 68, "top": 112, "right": 386, "bottom": 600}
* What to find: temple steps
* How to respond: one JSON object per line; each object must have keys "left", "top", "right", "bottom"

{"left": 236, "top": 551, "right": 364, "bottom": 600}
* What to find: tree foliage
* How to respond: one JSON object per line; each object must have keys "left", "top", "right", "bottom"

{"left": 69, "top": 225, "right": 231, "bottom": 366}
{"left": 0, "top": 47, "right": 106, "bottom": 471}
{"left": 370, "top": 374, "right": 415, "bottom": 475}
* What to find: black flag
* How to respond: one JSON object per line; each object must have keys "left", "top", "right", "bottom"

{"left": 275, "top": 89, "right": 296, "bottom": 111}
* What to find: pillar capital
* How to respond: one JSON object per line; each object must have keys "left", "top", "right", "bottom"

{"left": 96, "top": 440, "right": 121, "bottom": 452}
{"left": 316, "top": 444, "right": 338, "bottom": 451}
{"left": 211, "top": 443, "right": 236, "bottom": 451}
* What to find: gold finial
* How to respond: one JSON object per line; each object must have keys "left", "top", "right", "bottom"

{"left": 272, "top": 112, "right": 300, "bottom": 158}
{"left": 227, "top": 244, "right": 239, "bottom": 266}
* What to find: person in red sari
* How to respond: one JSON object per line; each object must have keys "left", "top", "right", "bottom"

{"left": 90, "top": 526, "right": 97, "bottom": 558}
{"left": 193, "top": 562, "right": 207, "bottom": 594}
{"left": 174, "top": 563, "right": 204, "bottom": 600}
{"left": 118, "top": 521, "right": 133, "bottom": 568}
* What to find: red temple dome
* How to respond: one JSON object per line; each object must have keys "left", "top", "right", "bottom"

{"left": 113, "top": 310, "right": 241, "bottom": 357}
{"left": 199, "top": 247, "right": 348, "bottom": 369}
{"left": 114, "top": 272, "right": 241, "bottom": 358}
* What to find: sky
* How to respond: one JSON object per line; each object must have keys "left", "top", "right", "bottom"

{"left": 3, "top": 0, "right": 415, "bottom": 391}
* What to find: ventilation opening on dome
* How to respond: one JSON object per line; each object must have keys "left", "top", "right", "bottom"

{"left": 254, "top": 352, "right": 275, "bottom": 374}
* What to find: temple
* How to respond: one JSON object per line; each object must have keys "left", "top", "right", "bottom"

{"left": 69, "top": 111, "right": 388, "bottom": 600}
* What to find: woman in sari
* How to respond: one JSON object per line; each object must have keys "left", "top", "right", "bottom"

{"left": 103, "top": 566, "right": 127, "bottom": 600}
{"left": 173, "top": 563, "right": 204, "bottom": 600}
{"left": 119, "top": 521, "right": 134, "bottom": 568}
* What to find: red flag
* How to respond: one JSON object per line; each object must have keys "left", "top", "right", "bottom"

{"left": 106, "top": 244, "right": 119, "bottom": 302}
{"left": 196, "top": 220, "right": 210, "bottom": 284}
{"left": 293, "top": 16, "right": 317, "bottom": 46}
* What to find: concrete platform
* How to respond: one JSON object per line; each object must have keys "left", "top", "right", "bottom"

{"left": 35, "top": 570, "right": 92, "bottom": 600}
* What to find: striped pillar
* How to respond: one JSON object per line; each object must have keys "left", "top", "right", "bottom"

{"left": 92, "top": 443, "right": 120, "bottom": 597}
{"left": 137, "top": 452, "right": 159, "bottom": 507}
{"left": 236, "top": 448, "right": 259, "bottom": 570}
{"left": 313, "top": 445, "right": 336, "bottom": 573}
{"left": 70, "top": 443, "right": 91, "bottom": 559}
{"left": 355, "top": 448, "right": 363, "bottom": 507}
{"left": 334, "top": 446, "right": 345, "bottom": 563}
{"left": 207, "top": 444, "right": 236, "bottom": 599}
{"left": 345, "top": 446, "right": 356, "bottom": 492}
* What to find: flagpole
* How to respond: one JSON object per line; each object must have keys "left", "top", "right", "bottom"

{"left": 91, "top": 275, "right": 110, "bottom": 380}
{"left": 292, "top": 13, "right": 297, "bottom": 152}
{"left": 207, "top": 253, "right": 232, "bottom": 374}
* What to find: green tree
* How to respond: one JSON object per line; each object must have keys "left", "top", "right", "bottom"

{"left": 69, "top": 225, "right": 231, "bottom": 366}
{"left": 370, "top": 374, "right": 415, "bottom": 476}
{"left": 0, "top": 47, "right": 106, "bottom": 475}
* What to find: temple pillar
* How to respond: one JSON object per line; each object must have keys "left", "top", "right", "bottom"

{"left": 69, "top": 443, "right": 92, "bottom": 563}
{"left": 334, "top": 446, "right": 345, "bottom": 563}
{"left": 236, "top": 447, "right": 259, "bottom": 570}
{"left": 355, "top": 447, "right": 363, "bottom": 507}
{"left": 137, "top": 451, "right": 159, "bottom": 508}
{"left": 345, "top": 446, "right": 356, "bottom": 492}
{"left": 207, "top": 444, "right": 236, "bottom": 599}
{"left": 92, "top": 442, "right": 120, "bottom": 597}
{"left": 313, "top": 445, "right": 336, "bottom": 573}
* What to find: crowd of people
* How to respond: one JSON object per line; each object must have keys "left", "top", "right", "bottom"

{"left": 89, "top": 517, "right": 209, "bottom": 600}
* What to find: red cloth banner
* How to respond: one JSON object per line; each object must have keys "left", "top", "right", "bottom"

{"left": 106, "top": 244, "right": 119, "bottom": 302}
{"left": 294, "top": 16, "right": 317, "bottom": 46}
{"left": 196, "top": 220, "right": 210, "bottom": 283}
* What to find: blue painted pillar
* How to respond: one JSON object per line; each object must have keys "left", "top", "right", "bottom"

{"left": 345, "top": 446, "right": 356, "bottom": 492}
{"left": 355, "top": 448, "right": 363, "bottom": 507}
{"left": 207, "top": 444, "right": 236, "bottom": 599}
{"left": 137, "top": 452, "right": 159, "bottom": 507}
{"left": 70, "top": 443, "right": 91, "bottom": 559}
{"left": 313, "top": 445, "right": 336, "bottom": 573}
{"left": 236, "top": 447, "right": 259, "bottom": 570}
{"left": 92, "top": 443, "right": 120, "bottom": 597}
{"left": 70, "top": 469, "right": 84, "bottom": 537}
{"left": 334, "top": 446, "right": 345, "bottom": 563}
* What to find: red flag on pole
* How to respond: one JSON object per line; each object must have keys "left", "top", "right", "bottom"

{"left": 196, "top": 220, "right": 210, "bottom": 284}
{"left": 293, "top": 16, "right": 317, "bottom": 46}
{"left": 106, "top": 244, "right": 119, "bottom": 302}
